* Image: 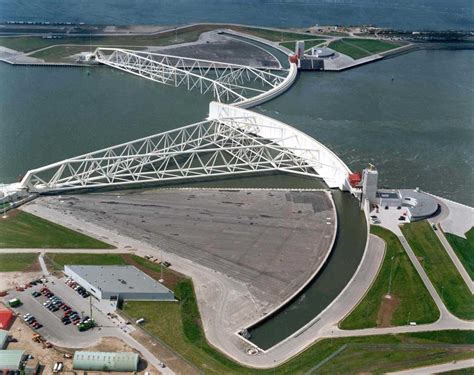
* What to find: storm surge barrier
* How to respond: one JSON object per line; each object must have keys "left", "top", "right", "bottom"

{"left": 19, "top": 103, "right": 350, "bottom": 193}
{"left": 5, "top": 48, "right": 351, "bottom": 204}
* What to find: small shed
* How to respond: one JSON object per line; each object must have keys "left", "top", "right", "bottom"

{"left": 0, "top": 309, "right": 13, "bottom": 329}
{"left": 73, "top": 351, "right": 139, "bottom": 372}
{"left": 0, "top": 350, "right": 25, "bottom": 371}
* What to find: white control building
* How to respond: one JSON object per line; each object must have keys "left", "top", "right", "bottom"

{"left": 64, "top": 265, "right": 175, "bottom": 302}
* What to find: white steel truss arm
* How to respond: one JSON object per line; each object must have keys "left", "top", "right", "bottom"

{"left": 93, "top": 48, "right": 296, "bottom": 108}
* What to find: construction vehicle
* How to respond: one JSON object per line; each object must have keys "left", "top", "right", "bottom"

{"left": 32, "top": 333, "right": 52, "bottom": 348}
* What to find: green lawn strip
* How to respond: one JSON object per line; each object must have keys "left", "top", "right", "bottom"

{"left": 444, "top": 228, "right": 474, "bottom": 280}
{"left": 401, "top": 221, "right": 474, "bottom": 320}
{"left": 340, "top": 226, "right": 439, "bottom": 329}
{"left": 0, "top": 253, "right": 39, "bottom": 272}
{"left": 439, "top": 369, "right": 474, "bottom": 375}
{"left": 0, "top": 25, "right": 219, "bottom": 53}
{"left": 279, "top": 39, "right": 325, "bottom": 52}
{"left": 45, "top": 253, "right": 127, "bottom": 272}
{"left": 230, "top": 26, "right": 316, "bottom": 42}
{"left": 123, "top": 278, "right": 473, "bottom": 374}
{"left": 328, "top": 38, "right": 400, "bottom": 59}
{"left": 328, "top": 39, "right": 370, "bottom": 59}
{"left": 0, "top": 211, "right": 114, "bottom": 249}
{"left": 340, "top": 38, "right": 401, "bottom": 54}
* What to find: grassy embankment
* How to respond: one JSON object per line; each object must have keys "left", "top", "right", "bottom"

{"left": 444, "top": 227, "right": 474, "bottom": 280}
{"left": 0, "top": 24, "right": 316, "bottom": 62}
{"left": 279, "top": 39, "right": 325, "bottom": 52}
{"left": 401, "top": 221, "right": 474, "bottom": 320}
{"left": 230, "top": 26, "right": 317, "bottom": 42}
{"left": 0, "top": 253, "right": 39, "bottom": 272}
{"left": 328, "top": 38, "right": 401, "bottom": 59}
{"left": 123, "top": 278, "right": 474, "bottom": 374}
{"left": 0, "top": 210, "right": 114, "bottom": 249}
{"left": 340, "top": 226, "right": 439, "bottom": 329}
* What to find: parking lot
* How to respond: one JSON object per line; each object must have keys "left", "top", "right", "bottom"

{"left": 5, "top": 275, "right": 130, "bottom": 347}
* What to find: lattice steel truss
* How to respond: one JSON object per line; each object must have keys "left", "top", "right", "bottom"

{"left": 94, "top": 48, "right": 289, "bottom": 106}
{"left": 21, "top": 116, "right": 335, "bottom": 192}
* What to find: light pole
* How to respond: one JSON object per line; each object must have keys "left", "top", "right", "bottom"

{"left": 159, "top": 250, "right": 164, "bottom": 283}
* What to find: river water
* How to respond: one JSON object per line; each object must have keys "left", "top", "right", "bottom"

{"left": 1, "top": 48, "right": 472, "bottom": 205}
{"left": 0, "top": 3, "right": 473, "bottom": 351}
{"left": 0, "top": 0, "right": 472, "bottom": 31}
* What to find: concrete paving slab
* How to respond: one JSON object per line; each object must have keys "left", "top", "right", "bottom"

{"left": 33, "top": 189, "right": 336, "bottom": 308}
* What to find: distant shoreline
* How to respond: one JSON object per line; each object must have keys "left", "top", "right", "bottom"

{"left": 0, "top": 23, "right": 472, "bottom": 69}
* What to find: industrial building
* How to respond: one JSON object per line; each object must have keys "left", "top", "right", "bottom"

{"left": 376, "top": 189, "right": 439, "bottom": 221}
{"left": 0, "top": 309, "right": 13, "bottom": 329}
{"left": 0, "top": 350, "right": 25, "bottom": 372}
{"left": 73, "top": 351, "right": 139, "bottom": 372}
{"left": 353, "top": 165, "right": 439, "bottom": 221}
{"left": 64, "top": 265, "right": 175, "bottom": 302}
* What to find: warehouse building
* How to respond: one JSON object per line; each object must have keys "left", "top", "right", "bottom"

{"left": 64, "top": 265, "right": 174, "bottom": 302}
{"left": 0, "top": 309, "right": 13, "bottom": 329}
{"left": 73, "top": 351, "right": 139, "bottom": 372}
{"left": 0, "top": 350, "right": 25, "bottom": 372}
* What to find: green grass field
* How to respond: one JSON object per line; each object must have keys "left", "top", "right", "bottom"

{"left": 230, "top": 26, "right": 316, "bottom": 42}
{"left": 45, "top": 253, "right": 127, "bottom": 271}
{"left": 401, "top": 221, "right": 474, "bottom": 320}
{"left": 328, "top": 38, "right": 401, "bottom": 59}
{"left": 0, "top": 253, "right": 39, "bottom": 272}
{"left": 440, "top": 368, "right": 474, "bottom": 375}
{"left": 279, "top": 39, "right": 325, "bottom": 51}
{"left": 0, "top": 25, "right": 219, "bottom": 53}
{"left": 445, "top": 228, "right": 474, "bottom": 280}
{"left": 340, "top": 226, "right": 439, "bottom": 329}
{"left": 123, "top": 279, "right": 474, "bottom": 374}
{"left": 0, "top": 211, "right": 114, "bottom": 249}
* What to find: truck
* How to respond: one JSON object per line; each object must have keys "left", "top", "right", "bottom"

{"left": 8, "top": 298, "right": 22, "bottom": 307}
{"left": 78, "top": 319, "right": 95, "bottom": 332}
